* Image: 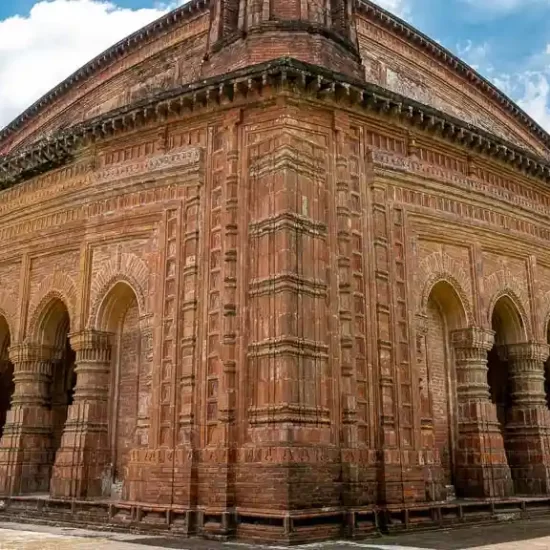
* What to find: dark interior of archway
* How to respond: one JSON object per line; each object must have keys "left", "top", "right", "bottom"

{"left": 487, "top": 346, "right": 511, "bottom": 428}
{"left": 0, "top": 326, "right": 14, "bottom": 439}
{"left": 488, "top": 303, "right": 514, "bottom": 471}
{"left": 51, "top": 337, "right": 76, "bottom": 458}
{"left": 38, "top": 300, "right": 77, "bottom": 492}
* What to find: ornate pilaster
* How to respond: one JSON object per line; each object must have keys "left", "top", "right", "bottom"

{"left": 0, "top": 343, "right": 60, "bottom": 495}
{"left": 415, "top": 314, "right": 432, "bottom": 439}
{"left": 505, "top": 342, "right": 550, "bottom": 495}
{"left": 50, "top": 330, "right": 112, "bottom": 498}
{"left": 451, "top": 327, "right": 513, "bottom": 498}
{"left": 334, "top": 114, "right": 359, "bottom": 445}
{"left": 135, "top": 315, "right": 153, "bottom": 447}
{"left": 334, "top": 116, "right": 376, "bottom": 512}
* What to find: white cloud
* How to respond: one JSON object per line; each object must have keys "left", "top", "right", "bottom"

{"left": 456, "top": 40, "right": 491, "bottom": 72}
{"left": 372, "top": 0, "right": 410, "bottom": 19}
{"left": 453, "top": 37, "right": 550, "bottom": 134}
{"left": 494, "top": 70, "right": 550, "bottom": 132}
{"left": 0, "top": 0, "right": 178, "bottom": 130}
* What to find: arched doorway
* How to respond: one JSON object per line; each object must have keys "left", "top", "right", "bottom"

{"left": 425, "top": 280, "right": 467, "bottom": 493}
{"left": 35, "top": 297, "right": 76, "bottom": 490}
{"left": 0, "top": 316, "right": 14, "bottom": 438}
{"left": 97, "top": 282, "right": 141, "bottom": 498}
{"left": 487, "top": 295, "right": 526, "bottom": 487}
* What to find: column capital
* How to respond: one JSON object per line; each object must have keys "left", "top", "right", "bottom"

{"left": 451, "top": 327, "right": 494, "bottom": 351}
{"left": 68, "top": 330, "right": 112, "bottom": 353}
{"left": 506, "top": 342, "right": 550, "bottom": 363}
{"left": 8, "top": 342, "right": 61, "bottom": 364}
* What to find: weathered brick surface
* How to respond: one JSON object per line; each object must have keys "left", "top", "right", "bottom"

{"left": 2, "top": 0, "right": 550, "bottom": 543}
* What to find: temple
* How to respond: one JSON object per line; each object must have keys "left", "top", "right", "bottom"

{"left": 1, "top": 0, "right": 550, "bottom": 543}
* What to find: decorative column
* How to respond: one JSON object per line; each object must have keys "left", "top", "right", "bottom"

{"left": 50, "top": 330, "right": 112, "bottom": 498}
{"left": 0, "top": 343, "right": 59, "bottom": 495}
{"left": 135, "top": 315, "right": 153, "bottom": 447}
{"left": 505, "top": 342, "right": 550, "bottom": 495}
{"left": 451, "top": 328, "right": 513, "bottom": 498}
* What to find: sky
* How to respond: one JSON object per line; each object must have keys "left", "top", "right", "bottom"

{"left": 0, "top": 0, "right": 549, "bottom": 134}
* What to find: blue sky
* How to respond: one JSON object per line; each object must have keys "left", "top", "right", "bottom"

{"left": 0, "top": 0, "right": 549, "bottom": 133}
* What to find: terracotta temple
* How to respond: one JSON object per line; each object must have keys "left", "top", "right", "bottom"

{"left": 1, "top": 0, "right": 550, "bottom": 543}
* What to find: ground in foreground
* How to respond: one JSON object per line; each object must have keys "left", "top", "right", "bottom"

{"left": 4, "top": 519, "right": 550, "bottom": 549}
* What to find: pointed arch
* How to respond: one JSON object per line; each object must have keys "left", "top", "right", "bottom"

{"left": 418, "top": 251, "right": 474, "bottom": 326}
{"left": 95, "top": 281, "right": 141, "bottom": 334}
{"left": 88, "top": 252, "right": 149, "bottom": 329}
{"left": 484, "top": 269, "right": 531, "bottom": 338}
{"left": 490, "top": 293, "right": 528, "bottom": 346}
{"left": 27, "top": 270, "right": 77, "bottom": 344}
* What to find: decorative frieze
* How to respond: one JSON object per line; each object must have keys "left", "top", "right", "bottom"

{"left": 157, "top": 208, "right": 181, "bottom": 448}
{"left": 374, "top": 149, "right": 550, "bottom": 219}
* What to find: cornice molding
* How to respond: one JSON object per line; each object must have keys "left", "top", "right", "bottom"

{"left": 355, "top": 0, "right": 550, "bottom": 153}
{"left": 2, "top": 57, "right": 550, "bottom": 190}
{"left": 2, "top": 0, "right": 547, "bottom": 160}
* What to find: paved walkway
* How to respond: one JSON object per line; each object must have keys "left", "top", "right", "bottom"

{"left": 3, "top": 519, "right": 550, "bottom": 549}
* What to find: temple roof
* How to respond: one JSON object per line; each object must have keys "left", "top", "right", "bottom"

{"left": 0, "top": 0, "right": 549, "bottom": 158}
{"left": 356, "top": 1, "right": 550, "bottom": 153}
{"left": 0, "top": 0, "right": 208, "bottom": 149}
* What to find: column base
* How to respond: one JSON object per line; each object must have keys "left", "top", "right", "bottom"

{"left": 506, "top": 407, "right": 550, "bottom": 496}
{"left": 49, "top": 400, "right": 111, "bottom": 499}
{"left": 0, "top": 406, "right": 55, "bottom": 495}
{"left": 455, "top": 401, "right": 513, "bottom": 498}
{"left": 50, "top": 445, "right": 111, "bottom": 498}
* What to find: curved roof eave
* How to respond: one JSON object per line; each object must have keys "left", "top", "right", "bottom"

{"left": 0, "top": 0, "right": 208, "bottom": 146}
{"left": 356, "top": 0, "right": 550, "bottom": 152}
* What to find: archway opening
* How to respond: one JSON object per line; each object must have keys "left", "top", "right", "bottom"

{"left": 488, "top": 295, "right": 524, "bottom": 471}
{"left": 0, "top": 316, "right": 14, "bottom": 438}
{"left": 424, "top": 280, "right": 467, "bottom": 493}
{"left": 37, "top": 297, "right": 76, "bottom": 490}
{"left": 98, "top": 281, "right": 141, "bottom": 498}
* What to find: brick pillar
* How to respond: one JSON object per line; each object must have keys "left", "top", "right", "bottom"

{"left": 505, "top": 342, "right": 550, "bottom": 495}
{"left": 50, "top": 330, "right": 112, "bottom": 498}
{"left": 0, "top": 343, "right": 59, "bottom": 495}
{"left": 451, "top": 328, "right": 513, "bottom": 498}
